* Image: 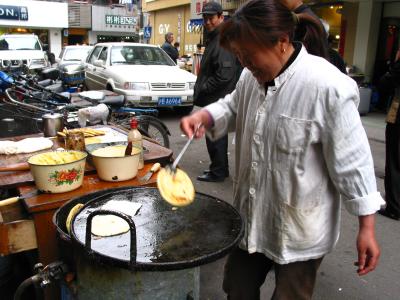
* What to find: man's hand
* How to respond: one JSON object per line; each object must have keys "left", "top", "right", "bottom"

{"left": 180, "top": 109, "right": 211, "bottom": 139}
{"left": 355, "top": 214, "right": 380, "bottom": 276}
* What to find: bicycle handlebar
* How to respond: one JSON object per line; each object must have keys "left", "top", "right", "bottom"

{"left": 5, "top": 88, "right": 52, "bottom": 113}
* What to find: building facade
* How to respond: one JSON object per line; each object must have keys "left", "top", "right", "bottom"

{"left": 0, "top": 0, "right": 68, "bottom": 58}
{"left": 142, "top": 0, "right": 203, "bottom": 56}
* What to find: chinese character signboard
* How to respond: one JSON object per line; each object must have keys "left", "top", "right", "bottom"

{"left": 105, "top": 15, "right": 137, "bottom": 26}
{"left": 0, "top": 5, "right": 28, "bottom": 21}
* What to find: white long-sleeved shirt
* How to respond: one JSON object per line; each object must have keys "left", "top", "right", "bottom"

{"left": 206, "top": 46, "right": 385, "bottom": 264}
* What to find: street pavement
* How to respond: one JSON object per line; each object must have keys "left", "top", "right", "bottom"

{"left": 159, "top": 110, "right": 399, "bottom": 300}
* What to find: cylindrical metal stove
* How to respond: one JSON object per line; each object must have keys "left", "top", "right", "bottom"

{"left": 54, "top": 187, "right": 243, "bottom": 299}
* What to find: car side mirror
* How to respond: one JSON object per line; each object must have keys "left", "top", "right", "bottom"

{"left": 94, "top": 60, "right": 105, "bottom": 68}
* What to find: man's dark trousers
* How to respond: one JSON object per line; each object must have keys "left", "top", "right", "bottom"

{"left": 385, "top": 122, "right": 400, "bottom": 217}
{"left": 206, "top": 134, "right": 229, "bottom": 178}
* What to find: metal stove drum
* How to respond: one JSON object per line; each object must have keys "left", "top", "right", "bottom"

{"left": 54, "top": 187, "right": 243, "bottom": 299}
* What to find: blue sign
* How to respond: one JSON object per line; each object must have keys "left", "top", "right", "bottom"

{"left": 0, "top": 5, "right": 28, "bottom": 21}
{"left": 143, "top": 26, "right": 152, "bottom": 39}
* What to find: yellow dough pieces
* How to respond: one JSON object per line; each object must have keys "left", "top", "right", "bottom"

{"left": 66, "top": 203, "right": 84, "bottom": 234}
{"left": 157, "top": 167, "right": 195, "bottom": 207}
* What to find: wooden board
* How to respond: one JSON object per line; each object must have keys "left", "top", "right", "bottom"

{"left": 0, "top": 125, "right": 172, "bottom": 189}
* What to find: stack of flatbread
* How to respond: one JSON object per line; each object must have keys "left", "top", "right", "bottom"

{"left": 0, "top": 137, "right": 53, "bottom": 155}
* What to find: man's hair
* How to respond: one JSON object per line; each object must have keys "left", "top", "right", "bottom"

{"left": 174, "top": 42, "right": 180, "bottom": 47}
{"left": 164, "top": 32, "right": 174, "bottom": 41}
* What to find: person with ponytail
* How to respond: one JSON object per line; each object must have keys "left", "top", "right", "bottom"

{"left": 180, "top": 0, "right": 384, "bottom": 298}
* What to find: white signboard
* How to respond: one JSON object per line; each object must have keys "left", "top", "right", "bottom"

{"left": 92, "top": 5, "right": 138, "bottom": 33}
{"left": 0, "top": 0, "right": 67, "bottom": 28}
{"left": 191, "top": 0, "right": 213, "bottom": 20}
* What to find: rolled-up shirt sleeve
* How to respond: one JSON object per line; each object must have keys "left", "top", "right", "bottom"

{"left": 322, "top": 82, "right": 385, "bottom": 216}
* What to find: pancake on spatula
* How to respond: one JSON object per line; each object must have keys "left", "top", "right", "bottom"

{"left": 157, "top": 167, "right": 195, "bottom": 207}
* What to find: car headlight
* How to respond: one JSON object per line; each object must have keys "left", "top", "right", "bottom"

{"left": 124, "top": 82, "right": 149, "bottom": 90}
{"left": 188, "top": 82, "right": 195, "bottom": 89}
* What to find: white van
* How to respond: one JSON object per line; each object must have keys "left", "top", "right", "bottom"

{"left": 0, "top": 34, "right": 48, "bottom": 71}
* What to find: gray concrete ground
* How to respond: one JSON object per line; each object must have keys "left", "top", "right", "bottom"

{"left": 159, "top": 110, "right": 399, "bottom": 300}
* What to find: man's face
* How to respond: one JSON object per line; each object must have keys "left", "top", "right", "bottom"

{"left": 203, "top": 14, "right": 224, "bottom": 32}
{"left": 168, "top": 34, "right": 174, "bottom": 43}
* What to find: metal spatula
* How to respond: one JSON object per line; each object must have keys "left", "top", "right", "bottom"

{"left": 167, "top": 123, "right": 202, "bottom": 175}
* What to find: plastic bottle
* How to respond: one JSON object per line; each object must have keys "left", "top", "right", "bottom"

{"left": 127, "top": 117, "right": 144, "bottom": 169}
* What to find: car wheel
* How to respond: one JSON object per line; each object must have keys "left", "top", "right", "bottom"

{"left": 173, "top": 105, "right": 193, "bottom": 116}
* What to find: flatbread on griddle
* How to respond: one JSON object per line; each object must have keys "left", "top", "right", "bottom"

{"left": 91, "top": 215, "right": 129, "bottom": 237}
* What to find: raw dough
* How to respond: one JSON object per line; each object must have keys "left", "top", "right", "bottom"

{"left": 91, "top": 215, "right": 129, "bottom": 237}
{"left": 91, "top": 145, "right": 140, "bottom": 157}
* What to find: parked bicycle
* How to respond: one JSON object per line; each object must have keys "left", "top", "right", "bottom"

{"left": 1, "top": 79, "right": 171, "bottom": 147}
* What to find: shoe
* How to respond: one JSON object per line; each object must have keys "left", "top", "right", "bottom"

{"left": 203, "top": 169, "right": 229, "bottom": 177}
{"left": 378, "top": 209, "right": 400, "bottom": 221}
{"left": 197, "top": 173, "right": 225, "bottom": 182}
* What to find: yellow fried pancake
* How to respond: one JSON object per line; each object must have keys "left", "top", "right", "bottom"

{"left": 66, "top": 203, "right": 84, "bottom": 234}
{"left": 157, "top": 167, "right": 195, "bottom": 207}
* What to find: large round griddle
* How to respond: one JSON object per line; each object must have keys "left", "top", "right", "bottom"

{"left": 66, "top": 187, "right": 243, "bottom": 271}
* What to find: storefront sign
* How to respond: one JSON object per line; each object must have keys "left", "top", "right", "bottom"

{"left": 92, "top": 6, "right": 138, "bottom": 33}
{"left": 187, "top": 19, "right": 203, "bottom": 33}
{"left": 105, "top": 15, "right": 137, "bottom": 26}
{"left": 158, "top": 24, "right": 170, "bottom": 35}
{"left": 191, "top": 0, "right": 212, "bottom": 20}
{"left": 0, "top": 5, "right": 28, "bottom": 21}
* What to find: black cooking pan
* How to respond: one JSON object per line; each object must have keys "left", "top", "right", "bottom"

{"left": 53, "top": 186, "right": 243, "bottom": 271}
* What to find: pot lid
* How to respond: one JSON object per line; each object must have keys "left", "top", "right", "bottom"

{"left": 69, "top": 187, "right": 243, "bottom": 271}
{"left": 42, "top": 112, "right": 63, "bottom": 119}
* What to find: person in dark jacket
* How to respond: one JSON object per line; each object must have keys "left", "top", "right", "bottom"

{"left": 281, "top": 0, "right": 347, "bottom": 73}
{"left": 379, "top": 49, "right": 400, "bottom": 221}
{"left": 194, "top": 1, "right": 243, "bottom": 182}
{"left": 161, "top": 32, "right": 179, "bottom": 63}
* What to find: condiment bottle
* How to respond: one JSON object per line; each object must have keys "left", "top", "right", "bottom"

{"left": 128, "top": 117, "right": 144, "bottom": 169}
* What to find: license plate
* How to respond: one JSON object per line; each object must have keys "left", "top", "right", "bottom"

{"left": 158, "top": 97, "right": 182, "bottom": 106}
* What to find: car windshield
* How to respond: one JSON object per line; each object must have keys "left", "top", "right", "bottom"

{"left": 63, "top": 47, "right": 92, "bottom": 61}
{"left": 110, "top": 45, "right": 175, "bottom": 66}
{"left": 0, "top": 36, "right": 41, "bottom": 51}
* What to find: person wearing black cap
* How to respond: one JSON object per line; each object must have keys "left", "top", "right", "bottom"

{"left": 194, "top": 1, "right": 243, "bottom": 182}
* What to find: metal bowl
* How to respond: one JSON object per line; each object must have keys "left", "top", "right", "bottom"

{"left": 28, "top": 150, "right": 87, "bottom": 193}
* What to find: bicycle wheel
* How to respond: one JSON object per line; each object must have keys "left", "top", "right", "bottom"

{"left": 137, "top": 116, "right": 170, "bottom": 148}
{"left": 109, "top": 113, "right": 170, "bottom": 148}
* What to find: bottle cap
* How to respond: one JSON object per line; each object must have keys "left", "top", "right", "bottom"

{"left": 130, "top": 117, "right": 138, "bottom": 129}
